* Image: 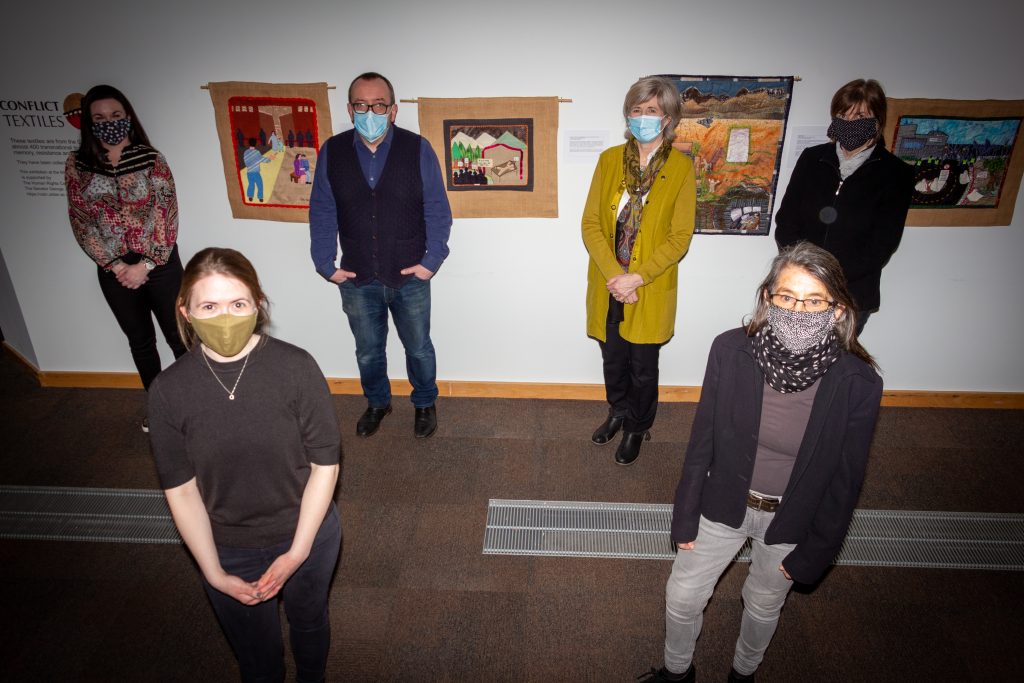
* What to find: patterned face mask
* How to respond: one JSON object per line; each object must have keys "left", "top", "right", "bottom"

{"left": 827, "top": 116, "right": 877, "bottom": 152}
{"left": 93, "top": 118, "right": 132, "bottom": 146}
{"left": 767, "top": 304, "right": 837, "bottom": 353}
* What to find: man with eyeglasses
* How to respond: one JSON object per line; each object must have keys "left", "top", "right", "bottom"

{"left": 309, "top": 72, "right": 452, "bottom": 439}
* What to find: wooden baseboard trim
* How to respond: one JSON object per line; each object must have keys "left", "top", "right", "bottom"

{"left": 38, "top": 372, "right": 144, "bottom": 389}
{"left": 6, "top": 352, "right": 1022, "bottom": 409}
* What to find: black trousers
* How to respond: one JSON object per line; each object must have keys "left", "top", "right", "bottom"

{"left": 599, "top": 297, "right": 661, "bottom": 433}
{"left": 203, "top": 506, "right": 341, "bottom": 683}
{"left": 96, "top": 246, "right": 187, "bottom": 390}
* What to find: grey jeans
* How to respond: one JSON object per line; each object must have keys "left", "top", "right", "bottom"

{"left": 664, "top": 509, "right": 795, "bottom": 676}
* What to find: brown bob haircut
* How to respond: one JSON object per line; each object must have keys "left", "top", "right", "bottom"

{"left": 175, "top": 247, "right": 271, "bottom": 349}
{"left": 830, "top": 78, "right": 888, "bottom": 144}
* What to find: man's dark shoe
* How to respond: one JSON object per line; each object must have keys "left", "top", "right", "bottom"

{"left": 414, "top": 405, "right": 437, "bottom": 439}
{"left": 636, "top": 664, "right": 695, "bottom": 682}
{"left": 727, "top": 667, "right": 755, "bottom": 682}
{"left": 591, "top": 414, "right": 625, "bottom": 445}
{"left": 356, "top": 405, "right": 391, "bottom": 437}
{"left": 615, "top": 430, "right": 651, "bottom": 466}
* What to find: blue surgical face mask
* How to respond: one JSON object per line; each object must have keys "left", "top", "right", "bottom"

{"left": 628, "top": 115, "right": 664, "bottom": 144}
{"left": 353, "top": 110, "right": 389, "bottom": 143}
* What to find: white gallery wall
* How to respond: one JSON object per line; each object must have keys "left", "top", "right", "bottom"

{"left": 1, "top": 0, "right": 1022, "bottom": 392}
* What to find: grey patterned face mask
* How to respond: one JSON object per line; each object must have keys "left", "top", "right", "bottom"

{"left": 767, "top": 305, "right": 837, "bottom": 353}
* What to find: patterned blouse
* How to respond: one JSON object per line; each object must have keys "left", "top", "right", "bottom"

{"left": 65, "top": 144, "right": 178, "bottom": 268}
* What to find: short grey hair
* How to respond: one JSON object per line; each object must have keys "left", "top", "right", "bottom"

{"left": 622, "top": 76, "right": 683, "bottom": 142}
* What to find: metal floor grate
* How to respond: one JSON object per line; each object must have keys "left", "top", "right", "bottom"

{"left": 0, "top": 485, "right": 181, "bottom": 544}
{"left": 483, "top": 499, "right": 1024, "bottom": 571}
{"left": 5, "top": 487, "right": 1023, "bottom": 571}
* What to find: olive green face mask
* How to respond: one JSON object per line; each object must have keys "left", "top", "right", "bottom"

{"left": 190, "top": 313, "right": 257, "bottom": 357}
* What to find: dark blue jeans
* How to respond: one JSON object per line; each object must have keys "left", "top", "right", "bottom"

{"left": 338, "top": 276, "right": 438, "bottom": 408}
{"left": 203, "top": 506, "right": 341, "bottom": 683}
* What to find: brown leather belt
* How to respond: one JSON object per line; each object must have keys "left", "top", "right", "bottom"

{"left": 746, "top": 491, "right": 781, "bottom": 513}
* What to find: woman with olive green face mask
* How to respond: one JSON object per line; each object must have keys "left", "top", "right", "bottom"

{"left": 149, "top": 247, "right": 343, "bottom": 682}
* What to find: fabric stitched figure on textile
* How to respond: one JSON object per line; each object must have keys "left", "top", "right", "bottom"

{"left": 581, "top": 76, "right": 696, "bottom": 466}
{"left": 149, "top": 247, "right": 342, "bottom": 683}
{"left": 309, "top": 71, "right": 453, "bottom": 440}
{"left": 64, "top": 84, "right": 187, "bottom": 433}
{"left": 775, "top": 79, "right": 914, "bottom": 334}
{"left": 639, "top": 242, "right": 883, "bottom": 683}
{"left": 243, "top": 139, "right": 271, "bottom": 203}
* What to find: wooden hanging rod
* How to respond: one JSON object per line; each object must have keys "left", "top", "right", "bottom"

{"left": 200, "top": 85, "right": 336, "bottom": 90}
{"left": 400, "top": 98, "right": 573, "bottom": 104}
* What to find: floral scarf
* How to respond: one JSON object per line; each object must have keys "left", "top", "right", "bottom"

{"left": 615, "top": 140, "right": 671, "bottom": 269}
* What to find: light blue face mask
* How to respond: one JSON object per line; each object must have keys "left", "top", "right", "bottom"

{"left": 354, "top": 110, "right": 389, "bottom": 143}
{"left": 628, "top": 115, "right": 664, "bottom": 144}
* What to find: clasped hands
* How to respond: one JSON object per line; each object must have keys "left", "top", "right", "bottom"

{"left": 111, "top": 261, "right": 149, "bottom": 290}
{"left": 210, "top": 549, "right": 308, "bottom": 606}
{"left": 607, "top": 273, "right": 643, "bottom": 304}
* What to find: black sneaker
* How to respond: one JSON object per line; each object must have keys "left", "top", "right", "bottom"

{"left": 141, "top": 418, "right": 149, "bottom": 433}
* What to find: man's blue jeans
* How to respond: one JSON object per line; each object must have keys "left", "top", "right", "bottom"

{"left": 338, "top": 276, "right": 438, "bottom": 408}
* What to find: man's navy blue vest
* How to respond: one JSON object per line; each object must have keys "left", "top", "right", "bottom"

{"left": 326, "top": 127, "right": 426, "bottom": 288}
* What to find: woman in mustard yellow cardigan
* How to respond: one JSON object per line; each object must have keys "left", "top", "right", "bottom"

{"left": 582, "top": 76, "right": 696, "bottom": 466}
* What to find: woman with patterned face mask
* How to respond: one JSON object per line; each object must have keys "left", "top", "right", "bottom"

{"left": 581, "top": 76, "right": 697, "bottom": 466}
{"left": 775, "top": 78, "right": 914, "bottom": 335}
{"left": 148, "top": 247, "right": 342, "bottom": 683}
{"left": 640, "top": 242, "right": 882, "bottom": 683}
{"left": 65, "top": 84, "right": 186, "bottom": 431}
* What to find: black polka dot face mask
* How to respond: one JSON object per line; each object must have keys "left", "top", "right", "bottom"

{"left": 827, "top": 116, "right": 877, "bottom": 152}
{"left": 93, "top": 118, "right": 132, "bottom": 146}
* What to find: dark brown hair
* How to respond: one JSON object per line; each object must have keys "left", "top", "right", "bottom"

{"left": 76, "top": 85, "right": 153, "bottom": 167}
{"left": 746, "top": 242, "right": 877, "bottom": 369}
{"left": 175, "top": 248, "right": 271, "bottom": 349}
{"left": 348, "top": 72, "right": 395, "bottom": 104}
{"left": 830, "top": 79, "right": 887, "bottom": 144}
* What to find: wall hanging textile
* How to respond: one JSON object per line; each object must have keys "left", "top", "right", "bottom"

{"left": 418, "top": 97, "right": 559, "bottom": 218}
{"left": 885, "top": 97, "right": 1024, "bottom": 227}
{"left": 206, "top": 81, "right": 333, "bottom": 223}
{"left": 658, "top": 75, "right": 794, "bottom": 235}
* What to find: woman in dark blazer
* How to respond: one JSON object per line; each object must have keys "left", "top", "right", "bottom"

{"left": 642, "top": 242, "right": 883, "bottom": 683}
{"left": 775, "top": 78, "right": 914, "bottom": 333}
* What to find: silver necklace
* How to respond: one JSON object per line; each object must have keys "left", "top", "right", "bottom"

{"left": 201, "top": 346, "right": 250, "bottom": 400}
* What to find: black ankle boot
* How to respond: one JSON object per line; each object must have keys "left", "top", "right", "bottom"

{"left": 591, "top": 414, "right": 625, "bottom": 445}
{"left": 727, "top": 667, "right": 755, "bottom": 682}
{"left": 615, "top": 430, "right": 650, "bottom": 465}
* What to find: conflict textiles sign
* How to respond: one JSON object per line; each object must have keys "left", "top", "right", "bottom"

{"left": 207, "top": 81, "right": 333, "bottom": 222}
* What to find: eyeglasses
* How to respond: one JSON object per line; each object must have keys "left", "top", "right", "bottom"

{"left": 350, "top": 102, "right": 392, "bottom": 115}
{"left": 769, "top": 293, "right": 836, "bottom": 313}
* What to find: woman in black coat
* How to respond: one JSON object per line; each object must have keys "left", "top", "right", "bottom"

{"left": 642, "top": 243, "right": 883, "bottom": 683}
{"left": 775, "top": 79, "right": 914, "bottom": 333}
